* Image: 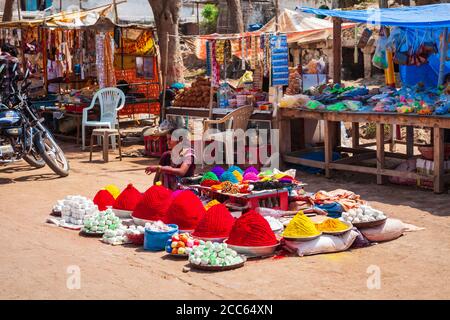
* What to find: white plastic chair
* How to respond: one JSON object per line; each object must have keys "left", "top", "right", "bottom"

{"left": 82, "top": 87, "right": 125, "bottom": 150}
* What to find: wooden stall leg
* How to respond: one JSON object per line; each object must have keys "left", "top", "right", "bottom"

{"left": 278, "top": 119, "right": 292, "bottom": 154}
{"left": 389, "top": 124, "right": 395, "bottom": 152}
{"left": 406, "top": 126, "right": 414, "bottom": 158}
{"left": 103, "top": 133, "right": 109, "bottom": 163}
{"left": 351, "top": 122, "right": 359, "bottom": 149}
{"left": 433, "top": 127, "right": 445, "bottom": 193}
{"left": 376, "top": 123, "right": 385, "bottom": 185}
{"left": 324, "top": 120, "right": 333, "bottom": 178}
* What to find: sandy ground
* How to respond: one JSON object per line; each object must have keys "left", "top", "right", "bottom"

{"left": 1, "top": 142, "right": 450, "bottom": 300}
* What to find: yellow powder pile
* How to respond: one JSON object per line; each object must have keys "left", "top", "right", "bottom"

{"left": 204, "top": 199, "right": 221, "bottom": 210}
{"left": 282, "top": 212, "right": 320, "bottom": 237}
{"left": 315, "top": 218, "right": 349, "bottom": 232}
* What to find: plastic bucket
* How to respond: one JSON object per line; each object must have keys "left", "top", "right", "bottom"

{"left": 144, "top": 224, "right": 179, "bottom": 251}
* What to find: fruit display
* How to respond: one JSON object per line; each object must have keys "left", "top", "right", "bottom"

{"left": 172, "top": 77, "right": 216, "bottom": 108}
{"left": 188, "top": 241, "right": 244, "bottom": 267}
{"left": 82, "top": 208, "right": 121, "bottom": 234}
{"left": 165, "top": 233, "right": 198, "bottom": 255}
{"left": 341, "top": 205, "right": 387, "bottom": 224}
{"left": 54, "top": 195, "right": 98, "bottom": 226}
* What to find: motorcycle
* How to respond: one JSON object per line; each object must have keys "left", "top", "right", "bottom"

{"left": 0, "top": 61, "right": 70, "bottom": 177}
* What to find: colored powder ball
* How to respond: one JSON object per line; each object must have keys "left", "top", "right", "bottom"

{"left": 244, "top": 166, "right": 259, "bottom": 176}
{"left": 163, "top": 190, "right": 206, "bottom": 230}
{"left": 193, "top": 204, "right": 235, "bottom": 238}
{"left": 243, "top": 172, "right": 259, "bottom": 182}
{"left": 315, "top": 218, "right": 349, "bottom": 232}
{"left": 282, "top": 212, "right": 320, "bottom": 237}
{"left": 227, "top": 210, "right": 278, "bottom": 246}
{"left": 219, "top": 171, "right": 238, "bottom": 183}
{"left": 232, "top": 170, "right": 243, "bottom": 182}
{"left": 104, "top": 184, "right": 121, "bottom": 199}
{"left": 133, "top": 185, "right": 173, "bottom": 221}
{"left": 201, "top": 179, "right": 221, "bottom": 187}
{"left": 171, "top": 190, "right": 183, "bottom": 199}
{"left": 211, "top": 166, "right": 225, "bottom": 178}
{"left": 227, "top": 165, "right": 243, "bottom": 175}
{"left": 200, "top": 172, "right": 219, "bottom": 183}
{"left": 113, "top": 184, "right": 143, "bottom": 211}
{"left": 93, "top": 189, "right": 115, "bottom": 211}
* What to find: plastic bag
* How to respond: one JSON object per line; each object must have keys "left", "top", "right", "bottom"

{"left": 372, "top": 36, "right": 388, "bottom": 69}
{"left": 279, "top": 94, "right": 310, "bottom": 108}
{"left": 284, "top": 230, "right": 358, "bottom": 256}
{"left": 360, "top": 218, "right": 406, "bottom": 242}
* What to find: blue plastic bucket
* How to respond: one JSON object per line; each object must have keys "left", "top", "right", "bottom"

{"left": 144, "top": 224, "right": 178, "bottom": 251}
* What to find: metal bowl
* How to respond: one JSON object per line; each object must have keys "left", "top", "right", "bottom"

{"left": 193, "top": 236, "right": 227, "bottom": 243}
{"left": 319, "top": 221, "right": 353, "bottom": 235}
{"left": 131, "top": 216, "right": 153, "bottom": 226}
{"left": 189, "top": 256, "right": 246, "bottom": 272}
{"left": 112, "top": 209, "right": 132, "bottom": 219}
{"left": 352, "top": 217, "right": 387, "bottom": 229}
{"left": 224, "top": 241, "right": 280, "bottom": 258}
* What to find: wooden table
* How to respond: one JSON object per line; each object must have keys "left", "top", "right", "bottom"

{"left": 165, "top": 107, "right": 273, "bottom": 122}
{"left": 279, "top": 108, "right": 450, "bottom": 194}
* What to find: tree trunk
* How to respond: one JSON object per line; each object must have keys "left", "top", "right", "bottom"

{"left": 2, "top": 0, "right": 15, "bottom": 22}
{"left": 148, "top": 0, "right": 184, "bottom": 84}
{"left": 217, "top": 0, "right": 244, "bottom": 34}
{"left": 227, "top": 0, "right": 244, "bottom": 33}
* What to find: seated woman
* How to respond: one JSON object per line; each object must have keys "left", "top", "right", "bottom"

{"left": 145, "top": 128, "right": 195, "bottom": 190}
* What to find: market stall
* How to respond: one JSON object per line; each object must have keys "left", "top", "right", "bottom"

{"left": 278, "top": 4, "right": 450, "bottom": 194}
{"left": 47, "top": 164, "right": 419, "bottom": 271}
{"left": 0, "top": 4, "right": 161, "bottom": 143}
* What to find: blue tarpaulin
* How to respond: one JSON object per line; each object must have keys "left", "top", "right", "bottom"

{"left": 297, "top": 4, "right": 450, "bottom": 28}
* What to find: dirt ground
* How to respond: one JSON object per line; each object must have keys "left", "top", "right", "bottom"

{"left": 1, "top": 142, "right": 449, "bottom": 300}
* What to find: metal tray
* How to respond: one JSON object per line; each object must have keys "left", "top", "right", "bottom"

{"left": 79, "top": 229, "right": 104, "bottom": 237}
{"left": 319, "top": 221, "right": 353, "bottom": 235}
{"left": 352, "top": 217, "right": 387, "bottom": 229}
{"left": 188, "top": 256, "right": 246, "bottom": 272}
{"left": 224, "top": 241, "right": 280, "bottom": 258}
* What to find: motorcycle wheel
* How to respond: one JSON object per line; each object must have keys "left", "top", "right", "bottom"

{"left": 34, "top": 132, "right": 70, "bottom": 177}
{"left": 23, "top": 147, "right": 46, "bottom": 168}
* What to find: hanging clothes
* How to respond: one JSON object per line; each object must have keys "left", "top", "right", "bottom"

{"left": 96, "top": 32, "right": 116, "bottom": 88}
{"left": 210, "top": 40, "right": 220, "bottom": 87}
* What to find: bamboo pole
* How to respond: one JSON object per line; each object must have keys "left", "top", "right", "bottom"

{"left": 113, "top": 0, "right": 119, "bottom": 24}
{"left": 161, "top": 32, "right": 169, "bottom": 121}
{"left": 438, "top": 27, "right": 448, "bottom": 87}
{"left": 16, "top": 0, "right": 22, "bottom": 20}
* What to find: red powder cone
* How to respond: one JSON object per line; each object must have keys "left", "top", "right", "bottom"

{"left": 163, "top": 190, "right": 205, "bottom": 230}
{"left": 200, "top": 179, "right": 221, "bottom": 187}
{"left": 226, "top": 210, "right": 278, "bottom": 246}
{"left": 113, "top": 183, "right": 142, "bottom": 211}
{"left": 93, "top": 189, "right": 115, "bottom": 211}
{"left": 132, "top": 185, "right": 173, "bottom": 221}
{"left": 193, "top": 204, "right": 235, "bottom": 238}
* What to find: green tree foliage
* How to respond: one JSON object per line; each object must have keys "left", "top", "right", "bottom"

{"left": 201, "top": 4, "right": 219, "bottom": 34}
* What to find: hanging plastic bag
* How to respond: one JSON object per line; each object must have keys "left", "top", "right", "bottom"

{"left": 372, "top": 36, "right": 388, "bottom": 69}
